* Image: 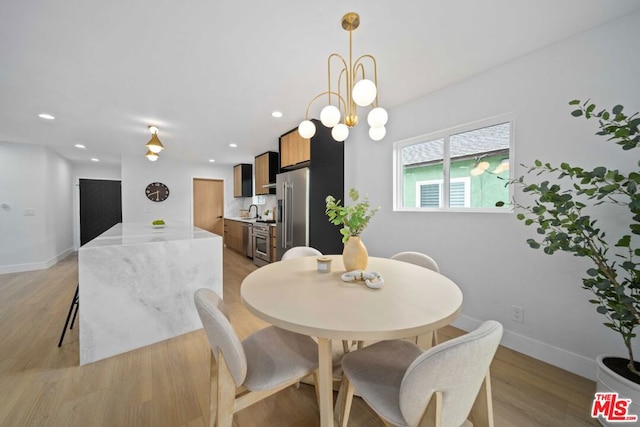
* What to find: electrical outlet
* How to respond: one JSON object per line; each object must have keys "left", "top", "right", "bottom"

{"left": 512, "top": 305, "right": 524, "bottom": 323}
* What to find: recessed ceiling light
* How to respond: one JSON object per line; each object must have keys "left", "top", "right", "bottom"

{"left": 91, "top": 158, "right": 99, "bottom": 162}
{"left": 229, "top": 143, "right": 238, "bottom": 148}
{"left": 272, "top": 111, "right": 283, "bottom": 118}
{"left": 75, "top": 144, "right": 86, "bottom": 149}
{"left": 38, "top": 113, "right": 55, "bottom": 120}
{"left": 208, "top": 159, "right": 216, "bottom": 163}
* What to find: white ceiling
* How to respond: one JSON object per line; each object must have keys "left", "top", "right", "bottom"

{"left": 2, "top": 0, "right": 640, "bottom": 166}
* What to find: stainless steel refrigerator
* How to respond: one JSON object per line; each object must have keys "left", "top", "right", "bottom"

{"left": 276, "top": 168, "right": 310, "bottom": 260}
{"left": 276, "top": 164, "right": 344, "bottom": 260}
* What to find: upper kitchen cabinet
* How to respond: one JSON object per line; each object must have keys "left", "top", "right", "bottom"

{"left": 279, "top": 119, "right": 344, "bottom": 172}
{"left": 254, "top": 151, "right": 279, "bottom": 195}
{"left": 279, "top": 129, "right": 310, "bottom": 169}
{"left": 233, "top": 163, "right": 252, "bottom": 198}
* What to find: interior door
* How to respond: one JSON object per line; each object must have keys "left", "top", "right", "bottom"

{"left": 79, "top": 179, "right": 122, "bottom": 245}
{"left": 193, "top": 178, "right": 224, "bottom": 236}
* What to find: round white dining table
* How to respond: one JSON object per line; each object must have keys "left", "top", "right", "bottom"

{"left": 241, "top": 255, "right": 463, "bottom": 427}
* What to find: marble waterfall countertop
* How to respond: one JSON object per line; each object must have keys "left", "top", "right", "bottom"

{"left": 78, "top": 222, "right": 223, "bottom": 365}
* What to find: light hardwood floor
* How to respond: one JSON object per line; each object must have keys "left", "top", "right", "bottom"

{"left": 0, "top": 248, "right": 598, "bottom": 426}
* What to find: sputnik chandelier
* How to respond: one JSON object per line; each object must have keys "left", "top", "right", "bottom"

{"left": 298, "top": 12, "right": 388, "bottom": 142}
{"left": 145, "top": 125, "right": 164, "bottom": 161}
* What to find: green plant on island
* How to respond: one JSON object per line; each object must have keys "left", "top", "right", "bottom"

{"left": 502, "top": 100, "right": 640, "bottom": 378}
{"left": 325, "top": 188, "right": 380, "bottom": 243}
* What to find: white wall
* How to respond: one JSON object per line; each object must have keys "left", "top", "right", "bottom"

{"left": 0, "top": 142, "right": 74, "bottom": 273}
{"left": 120, "top": 156, "right": 235, "bottom": 225}
{"left": 344, "top": 11, "right": 640, "bottom": 380}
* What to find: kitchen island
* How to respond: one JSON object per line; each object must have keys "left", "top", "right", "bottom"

{"left": 78, "top": 223, "right": 222, "bottom": 365}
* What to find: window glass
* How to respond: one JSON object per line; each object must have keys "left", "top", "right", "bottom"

{"left": 394, "top": 117, "right": 512, "bottom": 212}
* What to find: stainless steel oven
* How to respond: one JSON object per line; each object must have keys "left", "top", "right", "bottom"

{"left": 253, "top": 223, "right": 271, "bottom": 266}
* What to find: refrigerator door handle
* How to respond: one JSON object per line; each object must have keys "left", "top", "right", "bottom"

{"left": 287, "top": 182, "right": 293, "bottom": 248}
{"left": 282, "top": 181, "right": 288, "bottom": 249}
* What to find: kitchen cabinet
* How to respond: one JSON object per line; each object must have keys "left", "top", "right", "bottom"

{"left": 224, "top": 219, "right": 244, "bottom": 254}
{"left": 233, "top": 164, "right": 252, "bottom": 198}
{"left": 279, "top": 130, "right": 310, "bottom": 169}
{"left": 254, "top": 151, "right": 279, "bottom": 195}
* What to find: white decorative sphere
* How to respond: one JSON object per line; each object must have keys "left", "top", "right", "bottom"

{"left": 367, "top": 107, "right": 388, "bottom": 128}
{"left": 298, "top": 120, "right": 316, "bottom": 138}
{"left": 352, "top": 79, "right": 377, "bottom": 107}
{"left": 331, "top": 123, "right": 349, "bottom": 142}
{"left": 369, "top": 126, "right": 386, "bottom": 141}
{"left": 320, "top": 105, "right": 341, "bottom": 128}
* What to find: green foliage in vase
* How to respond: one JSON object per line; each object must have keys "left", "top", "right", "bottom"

{"left": 325, "top": 188, "right": 380, "bottom": 243}
{"left": 508, "top": 99, "right": 640, "bottom": 376}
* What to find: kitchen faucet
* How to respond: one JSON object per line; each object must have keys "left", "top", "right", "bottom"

{"left": 248, "top": 204, "right": 258, "bottom": 219}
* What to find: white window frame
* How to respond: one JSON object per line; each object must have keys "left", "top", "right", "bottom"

{"left": 415, "top": 177, "right": 470, "bottom": 208}
{"left": 393, "top": 113, "right": 515, "bottom": 213}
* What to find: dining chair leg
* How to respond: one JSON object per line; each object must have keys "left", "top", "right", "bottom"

{"left": 338, "top": 376, "right": 355, "bottom": 427}
{"left": 468, "top": 370, "right": 494, "bottom": 427}
{"left": 312, "top": 371, "right": 320, "bottom": 409}
{"left": 208, "top": 352, "right": 218, "bottom": 427}
{"left": 215, "top": 352, "right": 236, "bottom": 427}
{"left": 57, "top": 284, "right": 79, "bottom": 347}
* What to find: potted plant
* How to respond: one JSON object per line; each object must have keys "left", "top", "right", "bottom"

{"left": 326, "top": 188, "right": 379, "bottom": 271}
{"left": 505, "top": 100, "right": 640, "bottom": 424}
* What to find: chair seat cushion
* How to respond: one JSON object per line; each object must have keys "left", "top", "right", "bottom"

{"left": 342, "top": 340, "right": 423, "bottom": 426}
{"left": 243, "top": 326, "right": 318, "bottom": 391}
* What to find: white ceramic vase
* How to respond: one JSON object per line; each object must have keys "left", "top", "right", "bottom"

{"left": 595, "top": 355, "right": 640, "bottom": 425}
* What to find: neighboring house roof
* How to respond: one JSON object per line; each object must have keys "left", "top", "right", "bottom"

{"left": 403, "top": 122, "right": 510, "bottom": 165}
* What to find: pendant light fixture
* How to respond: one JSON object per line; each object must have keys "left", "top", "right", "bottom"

{"left": 298, "top": 12, "right": 388, "bottom": 142}
{"left": 145, "top": 125, "right": 164, "bottom": 161}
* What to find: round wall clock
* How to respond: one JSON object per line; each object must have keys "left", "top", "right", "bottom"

{"left": 145, "top": 182, "right": 170, "bottom": 202}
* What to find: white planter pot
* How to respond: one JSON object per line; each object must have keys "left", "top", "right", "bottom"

{"left": 595, "top": 355, "right": 640, "bottom": 426}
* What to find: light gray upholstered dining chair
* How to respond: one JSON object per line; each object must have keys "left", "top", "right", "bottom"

{"left": 281, "top": 246, "right": 323, "bottom": 260}
{"left": 391, "top": 251, "right": 440, "bottom": 273}
{"left": 338, "top": 320, "right": 503, "bottom": 427}
{"left": 391, "top": 251, "right": 441, "bottom": 346}
{"left": 194, "top": 288, "right": 319, "bottom": 427}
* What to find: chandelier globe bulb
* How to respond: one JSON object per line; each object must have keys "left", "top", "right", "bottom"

{"left": 367, "top": 107, "right": 388, "bottom": 128}
{"left": 331, "top": 123, "right": 349, "bottom": 142}
{"left": 298, "top": 120, "right": 316, "bottom": 138}
{"left": 352, "top": 79, "right": 377, "bottom": 107}
{"left": 320, "top": 105, "right": 341, "bottom": 128}
{"left": 369, "top": 126, "right": 386, "bottom": 141}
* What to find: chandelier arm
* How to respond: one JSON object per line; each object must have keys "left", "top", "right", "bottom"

{"left": 353, "top": 54, "right": 379, "bottom": 107}
{"left": 305, "top": 91, "right": 347, "bottom": 119}
{"left": 327, "top": 53, "right": 348, "bottom": 108}
{"left": 338, "top": 68, "right": 347, "bottom": 117}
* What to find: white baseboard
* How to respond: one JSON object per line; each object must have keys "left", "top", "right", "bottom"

{"left": 0, "top": 247, "right": 74, "bottom": 275}
{"left": 452, "top": 315, "right": 597, "bottom": 381}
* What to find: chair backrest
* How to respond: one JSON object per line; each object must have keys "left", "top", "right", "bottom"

{"left": 281, "top": 246, "right": 323, "bottom": 260}
{"left": 399, "top": 320, "right": 503, "bottom": 427}
{"left": 391, "top": 251, "right": 440, "bottom": 273}
{"left": 194, "top": 288, "right": 247, "bottom": 387}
